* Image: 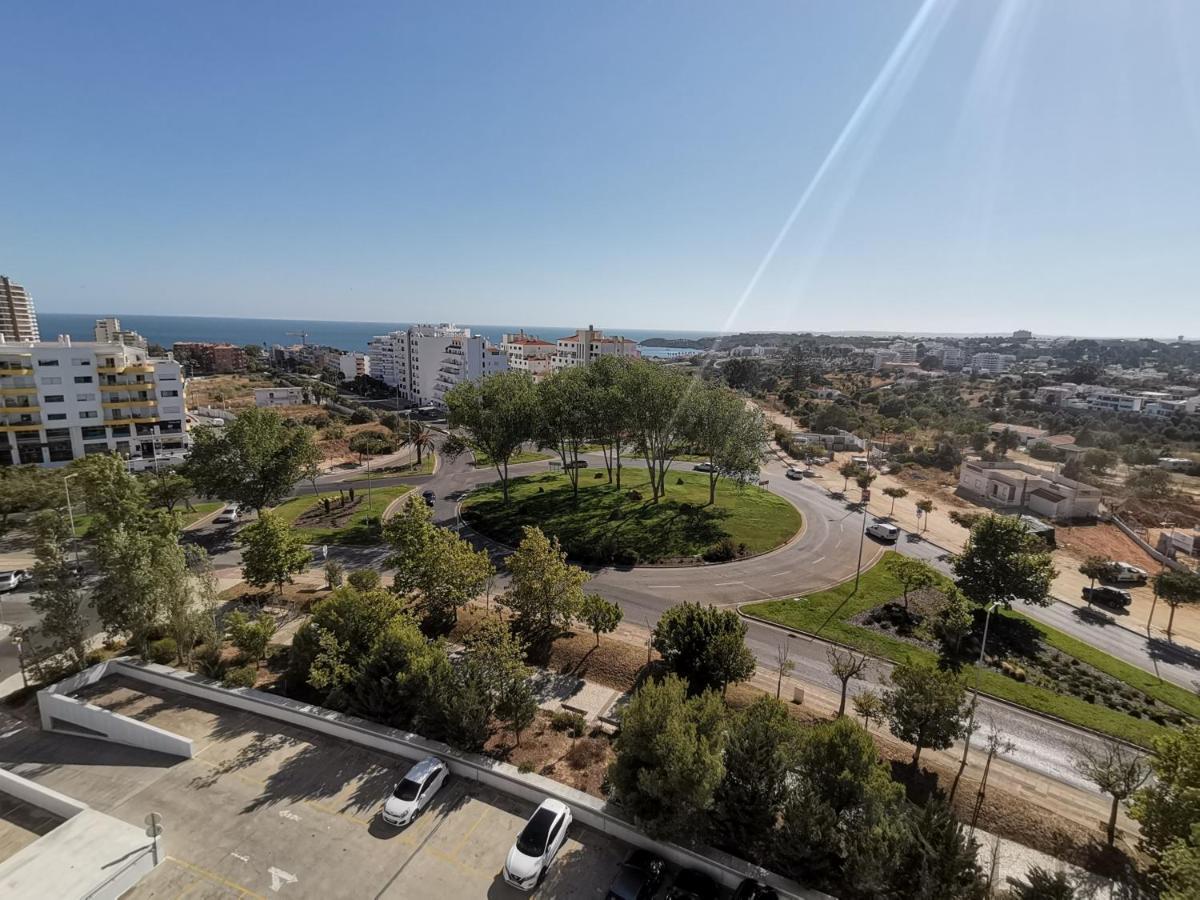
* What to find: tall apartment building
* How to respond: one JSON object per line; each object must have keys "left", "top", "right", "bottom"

{"left": 173, "top": 342, "right": 248, "bottom": 374}
{"left": 368, "top": 324, "right": 507, "bottom": 406}
{"left": 0, "top": 276, "right": 40, "bottom": 343}
{"left": 338, "top": 351, "right": 371, "bottom": 381}
{"left": 501, "top": 332, "right": 556, "bottom": 382}
{"left": 940, "top": 347, "right": 966, "bottom": 369}
{"left": 552, "top": 326, "right": 640, "bottom": 371}
{"left": 0, "top": 337, "right": 186, "bottom": 467}
{"left": 971, "top": 352, "right": 1015, "bottom": 375}
{"left": 94, "top": 317, "right": 148, "bottom": 349}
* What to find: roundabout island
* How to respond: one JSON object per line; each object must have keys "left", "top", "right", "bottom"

{"left": 460, "top": 468, "right": 802, "bottom": 566}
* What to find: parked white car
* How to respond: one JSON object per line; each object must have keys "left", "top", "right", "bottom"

{"left": 785, "top": 466, "right": 804, "bottom": 480}
{"left": 382, "top": 757, "right": 448, "bottom": 827}
{"left": 214, "top": 504, "right": 241, "bottom": 524}
{"left": 1109, "top": 562, "right": 1148, "bottom": 584}
{"left": 0, "top": 570, "right": 32, "bottom": 593}
{"left": 866, "top": 522, "right": 900, "bottom": 542}
{"left": 504, "top": 799, "right": 572, "bottom": 891}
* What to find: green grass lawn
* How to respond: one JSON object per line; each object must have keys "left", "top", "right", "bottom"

{"left": 462, "top": 469, "right": 801, "bottom": 564}
{"left": 743, "top": 552, "right": 1191, "bottom": 748}
{"left": 272, "top": 486, "right": 412, "bottom": 545}
{"left": 344, "top": 454, "right": 435, "bottom": 481}
{"left": 473, "top": 449, "right": 554, "bottom": 468}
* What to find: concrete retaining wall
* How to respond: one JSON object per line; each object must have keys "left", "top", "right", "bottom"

{"left": 106, "top": 660, "right": 825, "bottom": 899}
{"left": 0, "top": 767, "right": 86, "bottom": 820}
{"left": 1111, "top": 514, "right": 1186, "bottom": 572}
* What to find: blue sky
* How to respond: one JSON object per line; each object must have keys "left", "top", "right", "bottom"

{"left": 3, "top": 1, "right": 1198, "bottom": 336}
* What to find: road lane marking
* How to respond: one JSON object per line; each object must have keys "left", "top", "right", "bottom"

{"left": 769, "top": 571, "right": 792, "bottom": 577}
{"left": 713, "top": 581, "right": 741, "bottom": 586}
{"left": 268, "top": 867, "right": 298, "bottom": 892}
{"left": 646, "top": 584, "right": 681, "bottom": 588}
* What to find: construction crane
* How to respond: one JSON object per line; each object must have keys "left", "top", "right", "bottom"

{"left": 285, "top": 331, "right": 310, "bottom": 345}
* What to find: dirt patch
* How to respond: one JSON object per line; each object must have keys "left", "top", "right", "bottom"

{"left": 219, "top": 581, "right": 331, "bottom": 613}
{"left": 295, "top": 496, "right": 366, "bottom": 530}
{"left": 483, "top": 711, "right": 614, "bottom": 797}
{"left": 1054, "top": 522, "right": 1158, "bottom": 568}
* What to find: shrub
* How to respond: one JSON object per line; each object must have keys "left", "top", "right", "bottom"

{"left": 703, "top": 536, "right": 738, "bottom": 562}
{"left": 550, "top": 710, "right": 586, "bottom": 737}
{"left": 593, "top": 472, "right": 604, "bottom": 479}
{"left": 517, "top": 761, "right": 535, "bottom": 774}
{"left": 146, "top": 637, "right": 178, "bottom": 665}
{"left": 626, "top": 490, "right": 642, "bottom": 502}
{"left": 566, "top": 737, "right": 607, "bottom": 769}
{"left": 222, "top": 664, "right": 258, "bottom": 689}
{"left": 84, "top": 650, "right": 107, "bottom": 667}
{"left": 676, "top": 477, "right": 684, "bottom": 485}
{"left": 349, "top": 407, "right": 376, "bottom": 424}
{"left": 347, "top": 569, "right": 381, "bottom": 591}
{"left": 613, "top": 548, "right": 640, "bottom": 566}
{"left": 195, "top": 645, "right": 225, "bottom": 679}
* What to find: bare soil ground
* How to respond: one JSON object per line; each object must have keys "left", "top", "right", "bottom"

{"left": 483, "top": 712, "right": 614, "bottom": 797}
{"left": 186, "top": 374, "right": 272, "bottom": 410}
{"left": 1054, "top": 522, "right": 1158, "bottom": 569}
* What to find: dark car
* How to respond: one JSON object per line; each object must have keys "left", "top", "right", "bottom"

{"left": 1082, "top": 585, "right": 1132, "bottom": 609}
{"left": 606, "top": 849, "right": 667, "bottom": 900}
{"left": 563, "top": 459, "right": 589, "bottom": 469}
{"left": 421, "top": 490, "right": 435, "bottom": 507}
{"left": 666, "top": 868, "right": 719, "bottom": 900}
{"left": 732, "top": 879, "right": 779, "bottom": 900}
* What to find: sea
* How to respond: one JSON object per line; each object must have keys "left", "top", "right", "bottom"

{"left": 36, "top": 313, "right": 718, "bottom": 359}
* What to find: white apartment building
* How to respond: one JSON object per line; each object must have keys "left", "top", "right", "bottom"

{"left": 872, "top": 349, "right": 900, "bottom": 371}
{"left": 0, "top": 337, "right": 186, "bottom": 467}
{"left": 93, "top": 317, "right": 148, "bottom": 350}
{"left": 552, "top": 326, "right": 640, "bottom": 371}
{"left": 368, "top": 324, "right": 507, "bottom": 406}
{"left": 958, "top": 460, "right": 1101, "bottom": 520}
{"left": 940, "top": 347, "right": 966, "bottom": 369}
{"left": 501, "top": 332, "right": 556, "bottom": 382}
{"left": 971, "top": 352, "right": 1015, "bottom": 375}
{"left": 338, "top": 351, "right": 370, "bottom": 381}
{"left": 889, "top": 341, "right": 918, "bottom": 364}
{"left": 0, "top": 276, "right": 39, "bottom": 343}
{"left": 254, "top": 387, "right": 306, "bottom": 408}
{"left": 1087, "top": 391, "right": 1143, "bottom": 414}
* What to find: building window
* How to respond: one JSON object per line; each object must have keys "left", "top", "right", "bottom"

{"left": 17, "top": 444, "right": 43, "bottom": 464}
{"left": 74, "top": 376, "right": 93, "bottom": 384}
{"left": 47, "top": 413, "right": 67, "bottom": 421}
{"left": 71, "top": 358, "right": 91, "bottom": 366}
{"left": 47, "top": 440, "right": 74, "bottom": 463}
{"left": 159, "top": 374, "right": 178, "bottom": 381}
{"left": 79, "top": 411, "right": 98, "bottom": 419}
{"left": 81, "top": 426, "right": 107, "bottom": 441}
{"left": 84, "top": 443, "right": 109, "bottom": 456}
{"left": 161, "top": 405, "right": 182, "bottom": 414}
{"left": 40, "top": 376, "right": 62, "bottom": 385}
{"left": 37, "top": 359, "right": 60, "bottom": 367}
{"left": 43, "top": 394, "right": 65, "bottom": 403}
{"left": 76, "top": 392, "right": 96, "bottom": 402}
{"left": 110, "top": 425, "right": 130, "bottom": 436}
{"left": 160, "top": 390, "right": 179, "bottom": 397}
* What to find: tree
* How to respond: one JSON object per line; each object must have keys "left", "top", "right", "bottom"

{"left": 774, "top": 641, "right": 795, "bottom": 699}
{"left": 852, "top": 690, "right": 885, "bottom": 730}
{"left": 1126, "top": 466, "right": 1172, "bottom": 499}
{"left": 1082, "top": 447, "right": 1118, "bottom": 474}
{"left": 323, "top": 559, "right": 345, "bottom": 588}
{"left": 444, "top": 371, "right": 538, "bottom": 504}
{"left": 1078, "top": 556, "right": 1116, "bottom": 604}
{"left": 688, "top": 384, "right": 766, "bottom": 505}
{"left": 929, "top": 588, "right": 975, "bottom": 664}
{"left": 607, "top": 674, "right": 726, "bottom": 837}
{"left": 1131, "top": 724, "right": 1200, "bottom": 865}
{"left": 884, "top": 555, "right": 936, "bottom": 611}
{"left": 623, "top": 361, "right": 694, "bottom": 501}
{"left": 535, "top": 366, "right": 592, "bottom": 497}
{"left": 1159, "top": 828, "right": 1200, "bottom": 900}
{"left": 854, "top": 470, "right": 876, "bottom": 500}
{"left": 348, "top": 430, "right": 395, "bottom": 460}
{"left": 0, "top": 465, "right": 55, "bottom": 537}
{"left": 1005, "top": 866, "right": 1078, "bottom": 900}
{"left": 383, "top": 494, "right": 439, "bottom": 593}
{"left": 239, "top": 511, "right": 312, "bottom": 596}
{"left": 144, "top": 471, "right": 194, "bottom": 513}
{"left": 839, "top": 461, "right": 862, "bottom": 493}
{"left": 28, "top": 510, "right": 88, "bottom": 670}
{"left": 1153, "top": 571, "right": 1200, "bottom": 641}
{"left": 400, "top": 421, "right": 435, "bottom": 465}
{"left": 225, "top": 610, "right": 275, "bottom": 667}
{"left": 415, "top": 526, "right": 495, "bottom": 628}
{"left": 155, "top": 542, "right": 215, "bottom": 666}
{"left": 891, "top": 799, "right": 985, "bottom": 900}
{"left": 584, "top": 356, "right": 632, "bottom": 488}
{"left": 349, "top": 614, "right": 451, "bottom": 732}
{"left": 883, "top": 660, "right": 968, "bottom": 768}
{"left": 711, "top": 696, "right": 803, "bottom": 861}
{"left": 915, "top": 498, "right": 935, "bottom": 532}
{"left": 827, "top": 646, "right": 870, "bottom": 717}
{"left": 453, "top": 619, "right": 533, "bottom": 750}
{"left": 882, "top": 486, "right": 908, "bottom": 517}
{"left": 992, "top": 428, "right": 1020, "bottom": 457}
{"left": 652, "top": 602, "right": 756, "bottom": 695}
{"left": 1073, "top": 739, "right": 1150, "bottom": 847}
{"left": 952, "top": 514, "right": 1056, "bottom": 608}
{"left": 579, "top": 593, "right": 622, "bottom": 647}
{"left": 503, "top": 526, "right": 589, "bottom": 641}
{"left": 183, "top": 408, "right": 321, "bottom": 513}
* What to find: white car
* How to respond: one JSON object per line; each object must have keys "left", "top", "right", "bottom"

{"left": 1110, "top": 562, "right": 1148, "bottom": 584}
{"left": 213, "top": 505, "right": 241, "bottom": 524}
{"left": 866, "top": 522, "right": 900, "bottom": 542}
{"left": 382, "top": 756, "right": 448, "bottom": 827}
{"left": 785, "top": 466, "right": 804, "bottom": 480}
{"left": 0, "top": 570, "right": 31, "bottom": 593}
{"left": 504, "top": 799, "right": 573, "bottom": 891}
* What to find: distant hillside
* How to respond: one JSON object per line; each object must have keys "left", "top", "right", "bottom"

{"left": 641, "top": 332, "right": 810, "bottom": 350}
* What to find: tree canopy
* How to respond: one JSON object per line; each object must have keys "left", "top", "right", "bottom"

{"left": 652, "top": 602, "right": 756, "bottom": 694}
{"left": 952, "top": 514, "right": 1056, "bottom": 608}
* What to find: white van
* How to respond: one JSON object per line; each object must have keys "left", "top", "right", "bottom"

{"left": 866, "top": 522, "right": 900, "bottom": 542}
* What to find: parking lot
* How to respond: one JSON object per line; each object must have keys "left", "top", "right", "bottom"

{"left": 0, "top": 678, "right": 630, "bottom": 898}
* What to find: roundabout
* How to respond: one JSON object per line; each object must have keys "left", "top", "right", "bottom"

{"left": 459, "top": 468, "right": 802, "bottom": 565}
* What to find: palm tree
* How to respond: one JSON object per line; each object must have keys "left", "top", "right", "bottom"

{"left": 404, "top": 423, "right": 435, "bottom": 466}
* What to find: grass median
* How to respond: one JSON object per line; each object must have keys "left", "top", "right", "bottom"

{"left": 743, "top": 552, "right": 1194, "bottom": 748}
{"left": 462, "top": 469, "right": 801, "bottom": 564}
{"left": 271, "top": 486, "right": 412, "bottom": 545}
{"left": 472, "top": 448, "right": 553, "bottom": 468}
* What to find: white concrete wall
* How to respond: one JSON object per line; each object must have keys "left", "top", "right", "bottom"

{"left": 109, "top": 660, "right": 826, "bottom": 899}
{"left": 0, "top": 767, "right": 86, "bottom": 819}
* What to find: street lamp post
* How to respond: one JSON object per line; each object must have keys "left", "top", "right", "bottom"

{"left": 62, "top": 473, "right": 81, "bottom": 567}
{"left": 949, "top": 601, "right": 1000, "bottom": 803}
{"left": 852, "top": 505, "right": 868, "bottom": 593}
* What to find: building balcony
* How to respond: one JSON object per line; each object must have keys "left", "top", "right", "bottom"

{"left": 2, "top": 404, "right": 39, "bottom": 413}
{"left": 105, "top": 415, "right": 161, "bottom": 427}
{"left": 99, "top": 380, "right": 154, "bottom": 391}
{"left": 0, "top": 367, "right": 34, "bottom": 377}
{"left": 0, "top": 422, "right": 42, "bottom": 433}
{"left": 0, "top": 385, "right": 37, "bottom": 395}
{"left": 102, "top": 398, "right": 157, "bottom": 409}
{"left": 97, "top": 362, "right": 155, "bottom": 375}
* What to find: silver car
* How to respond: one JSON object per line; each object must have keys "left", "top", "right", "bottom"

{"left": 382, "top": 757, "right": 449, "bottom": 827}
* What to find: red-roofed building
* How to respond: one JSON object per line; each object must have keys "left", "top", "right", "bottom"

{"left": 501, "top": 331, "right": 557, "bottom": 381}
{"left": 552, "top": 325, "right": 640, "bottom": 372}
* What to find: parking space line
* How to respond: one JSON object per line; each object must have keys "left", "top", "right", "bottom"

{"left": 304, "top": 797, "right": 373, "bottom": 826}
{"left": 446, "top": 805, "right": 488, "bottom": 858}
{"left": 166, "top": 856, "right": 267, "bottom": 900}
{"left": 373, "top": 791, "right": 468, "bottom": 900}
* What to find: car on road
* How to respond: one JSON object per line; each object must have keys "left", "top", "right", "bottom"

{"left": 381, "top": 756, "right": 449, "bottom": 827}
{"left": 421, "top": 489, "right": 436, "bottom": 507}
{"left": 666, "top": 867, "right": 719, "bottom": 900}
{"left": 785, "top": 466, "right": 804, "bottom": 480}
{"left": 1082, "top": 586, "right": 1133, "bottom": 609}
{"left": 1109, "top": 562, "right": 1148, "bottom": 584}
{"left": 733, "top": 879, "right": 779, "bottom": 900}
{"left": 0, "top": 570, "right": 31, "bottom": 593}
{"left": 504, "top": 798, "right": 572, "bottom": 891}
{"left": 866, "top": 522, "right": 900, "bottom": 542}
{"left": 214, "top": 504, "right": 241, "bottom": 524}
{"left": 563, "top": 459, "right": 589, "bottom": 469}
{"left": 605, "top": 849, "right": 667, "bottom": 900}
{"left": 693, "top": 462, "right": 715, "bottom": 473}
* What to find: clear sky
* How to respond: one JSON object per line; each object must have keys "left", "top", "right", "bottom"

{"left": 3, "top": 1, "right": 1199, "bottom": 336}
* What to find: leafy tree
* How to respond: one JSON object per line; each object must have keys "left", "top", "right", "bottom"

{"left": 721, "top": 357, "right": 763, "bottom": 391}
{"left": 1131, "top": 724, "right": 1200, "bottom": 864}
{"left": 0, "top": 465, "right": 56, "bottom": 536}
{"left": 884, "top": 555, "right": 936, "bottom": 611}
{"left": 444, "top": 371, "right": 538, "bottom": 504}
{"left": 1005, "top": 866, "right": 1078, "bottom": 900}
{"left": 323, "top": 559, "right": 344, "bottom": 588}
{"left": 883, "top": 660, "right": 968, "bottom": 768}
{"left": 239, "top": 511, "right": 312, "bottom": 596}
{"left": 1154, "top": 571, "right": 1200, "bottom": 641}
{"left": 535, "top": 366, "right": 593, "bottom": 497}
{"left": 928, "top": 588, "right": 975, "bottom": 663}
{"left": 183, "top": 408, "right": 321, "bottom": 512}
{"left": 915, "top": 498, "right": 935, "bottom": 532}
{"left": 711, "top": 695, "right": 803, "bottom": 861}
{"left": 1126, "top": 466, "right": 1172, "bottom": 499}
{"left": 992, "top": 428, "right": 1020, "bottom": 457}
{"left": 1073, "top": 739, "right": 1150, "bottom": 847}
{"left": 503, "top": 526, "right": 589, "bottom": 641}
{"left": 882, "top": 486, "right": 908, "bottom": 516}
{"left": 579, "top": 593, "right": 622, "bottom": 647}
{"left": 774, "top": 716, "right": 907, "bottom": 897}
{"left": 400, "top": 421, "right": 436, "bottom": 465}
{"left": 415, "top": 526, "right": 495, "bottom": 628}
{"left": 688, "top": 384, "right": 766, "bottom": 504}
{"left": 347, "top": 569, "right": 381, "bottom": 591}
{"left": 348, "top": 430, "right": 396, "bottom": 460}
{"left": 852, "top": 690, "right": 885, "bottom": 730}
{"left": 28, "top": 510, "right": 88, "bottom": 670}
{"left": 383, "top": 494, "right": 439, "bottom": 593}
{"left": 443, "top": 619, "right": 532, "bottom": 751}
{"left": 839, "top": 461, "right": 862, "bottom": 493}
{"left": 225, "top": 610, "right": 275, "bottom": 666}
{"left": 891, "top": 799, "right": 985, "bottom": 900}
{"left": 349, "top": 614, "right": 451, "bottom": 731}
{"left": 607, "top": 674, "right": 726, "bottom": 837}
{"left": 652, "top": 602, "right": 756, "bottom": 694}
{"left": 623, "top": 360, "right": 694, "bottom": 501}
{"left": 1159, "top": 828, "right": 1200, "bottom": 900}
{"left": 953, "top": 514, "right": 1056, "bottom": 608}
{"left": 1078, "top": 555, "right": 1116, "bottom": 599}
{"left": 584, "top": 356, "right": 633, "bottom": 488}
{"left": 827, "top": 646, "right": 870, "bottom": 717}
{"left": 144, "top": 471, "right": 194, "bottom": 513}
{"left": 1082, "top": 447, "right": 1118, "bottom": 474}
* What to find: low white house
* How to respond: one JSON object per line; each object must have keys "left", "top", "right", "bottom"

{"left": 958, "top": 460, "right": 1102, "bottom": 520}
{"left": 254, "top": 387, "right": 306, "bottom": 408}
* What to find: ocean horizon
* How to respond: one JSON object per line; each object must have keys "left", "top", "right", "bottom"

{"left": 35, "top": 312, "right": 722, "bottom": 357}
